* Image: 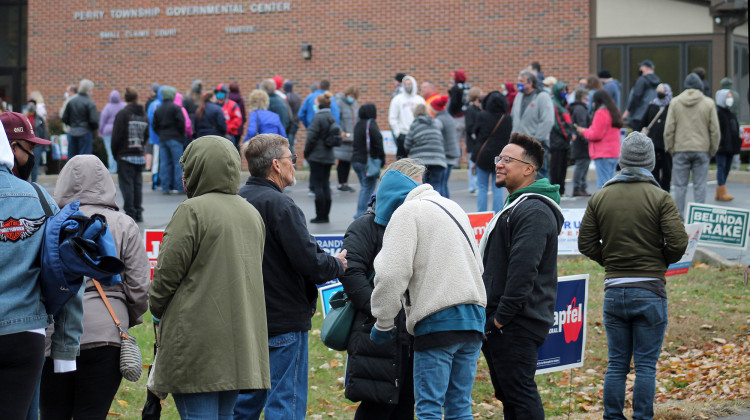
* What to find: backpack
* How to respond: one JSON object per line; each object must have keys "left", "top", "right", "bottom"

{"left": 127, "top": 114, "right": 148, "bottom": 152}
{"left": 324, "top": 119, "right": 343, "bottom": 148}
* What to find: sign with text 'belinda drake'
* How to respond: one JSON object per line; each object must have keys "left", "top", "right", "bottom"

{"left": 686, "top": 203, "right": 749, "bottom": 250}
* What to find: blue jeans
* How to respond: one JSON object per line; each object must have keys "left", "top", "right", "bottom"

{"left": 102, "top": 135, "right": 117, "bottom": 173}
{"left": 441, "top": 164, "right": 454, "bottom": 198}
{"left": 68, "top": 132, "right": 92, "bottom": 158}
{"left": 536, "top": 140, "right": 550, "bottom": 180}
{"left": 174, "top": 390, "right": 239, "bottom": 420}
{"left": 573, "top": 158, "right": 590, "bottom": 192}
{"left": 476, "top": 166, "right": 504, "bottom": 213}
{"left": 594, "top": 158, "right": 618, "bottom": 190}
{"left": 603, "top": 288, "right": 668, "bottom": 420}
{"left": 234, "top": 331, "right": 308, "bottom": 420}
{"left": 423, "top": 165, "right": 445, "bottom": 195}
{"left": 413, "top": 340, "right": 481, "bottom": 420}
{"left": 30, "top": 145, "right": 46, "bottom": 183}
{"left": 715, "top": 153, "right": 733, "bottom": 186}
{"left": 468, "top": 154, "right": 477, "bottom": 193}
{"left": 352, "top": 161, "right": 377, "bottom": 219}
{"left": 159, "top": 139, "right": 184, "bottom": 192}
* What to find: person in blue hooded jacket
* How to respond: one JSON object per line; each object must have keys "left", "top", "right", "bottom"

{"left": 243, "top": 89, "right": 286, "bottom": 142}
{"left": 298, "top": 79, "right": 340, "bottom": 128}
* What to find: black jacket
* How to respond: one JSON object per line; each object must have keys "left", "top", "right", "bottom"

{"left": 471, "top": 91, "right": 512, "bottom": 172}
{"left": 61, "top": 93, "right": 99, "bottom": 137}
{"left": 567, "top": 101, "right": 591, "bottom": 160}
{"left": 304, "top": 108, "right": 337, "bottom": 164}
{"left": 194, "top": 102, "right": 227, "bottom": 138}
{"left": 717, "top": 106, "right": 741, "bottom": 155}
{"left": 111, "top": 103, "right": 149, "bottom": 159}
{"left": 238, "top": 177, "right": 343, "bottom": 336}
{"left": 351, "top": 104, "right": 385, "bottom": 165}
{"left": 483, "top": 196, "right": 564, "bottom": 341}
{"left": 340, "top": 205, "right": 411, "bottom": 404}
{"left": 153, "top": 101, "right": 185, "bottom": 141}
{"left": 640, "top": 103, "right": 669, "bottom": 152}
{"left": 464, "top": 103, "right": 481, "bottom": 151}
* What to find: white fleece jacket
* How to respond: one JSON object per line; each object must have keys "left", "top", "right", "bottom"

{"left": 371, "top": 184, "right": 486, "bottom": 334}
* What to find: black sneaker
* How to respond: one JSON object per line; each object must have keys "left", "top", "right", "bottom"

{"left": 310, "top": 217, "right": 330, "bottom": 224}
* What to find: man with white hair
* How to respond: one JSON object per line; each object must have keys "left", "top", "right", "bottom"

{"left": 61, "top": 79, "right": 99, "bottom": 158}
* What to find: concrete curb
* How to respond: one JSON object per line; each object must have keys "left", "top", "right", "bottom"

{"left": 693, "top": 247, "right": 742, "bottom": 268}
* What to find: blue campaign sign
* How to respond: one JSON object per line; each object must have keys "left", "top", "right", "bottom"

{"left": 318, "top": 281, "right": 344, "bottom": 318}
{"left": 314, "top": 233, "right": 345, "bottom": 291}
{"left": 536, "top": 274, "right": 589, "bottom": 375}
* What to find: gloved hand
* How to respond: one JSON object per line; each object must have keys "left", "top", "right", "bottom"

{"left": 370, "top": 326, "right": 395, "bottom": 344}
{"left": 152, "top": 315, "right": 160, "bottom": 327}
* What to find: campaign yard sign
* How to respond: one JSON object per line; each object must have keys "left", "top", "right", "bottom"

{"left": 558, "top": 209, "right": 586, "bottom": 255}
{"left": 537, "top": 274, "right": 589, "bottom": 375}
{"left": 318, "top": 282, "right": 344, "bottom": 318}
{"left": 665, "top": 223, "right": 706, "bottom": 276}
{"left": 467, "top": 211, "right": 494, "bottom": 244}
{"left": 686, "top": 203, "right": 749, "bottom": 249}
{"left": 315, "top": 234, "right": 345, "bottom": 256}
{"left": 144, "top": 229, "right": 164, "bottom": 280}
{"left": 741, "top": 125, "right": 750, "bottom": 151}
{"left": 314, "top": 234, "right": 346, "bottom": 315}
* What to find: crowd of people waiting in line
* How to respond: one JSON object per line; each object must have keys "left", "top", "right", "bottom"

{"left": 0, "top": 59, "right": 744, "bottom": 419}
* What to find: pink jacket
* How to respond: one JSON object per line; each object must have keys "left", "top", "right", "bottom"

{"left": 174, "top": 93, "right": 193, "bottom": 138}
{"left": 583, "top": 108, "right": 620, "bottom": 160}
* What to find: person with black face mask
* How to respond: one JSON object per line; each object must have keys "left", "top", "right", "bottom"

{"left": 1, "top": 112, "right": 51, "bottom": 181}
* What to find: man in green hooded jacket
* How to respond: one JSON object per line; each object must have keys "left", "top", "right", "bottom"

{"left": 478, "top": 133, "right": 564, "bottom": 420}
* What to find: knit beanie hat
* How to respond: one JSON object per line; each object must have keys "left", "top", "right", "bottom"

{"left": 161, "top": 86, "right": 177, "bottom": 102}
{"left": 619, "top": 131, "right": 655, "bottom": 171}
{"left": 431, "top": 95, "right": 449, "bottom": 112}
{"left": 684, "top": 73, "right": 703, "bottom": 90}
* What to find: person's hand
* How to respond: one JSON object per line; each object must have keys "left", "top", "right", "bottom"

{"left": 370, "top": 326, "right": 395, "bottom": 344}
{"left": 576, "top": 125, "right": 585, "bottom": 135}
{"left": 334, "top": 249, "right": 348, "bottom": 271}
{"left": 494, "top": 318, "right": 503, "bottom": 329}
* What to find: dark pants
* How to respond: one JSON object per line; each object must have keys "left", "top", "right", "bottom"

{"left": 40, "top": 346, "right": 122, "bottom": 420}
{"left": 353, "top": 344, "right": 415, "bottom": 420}
{"left": 0, "top": 332, "right": 45, "bottom": 420}
{"left": 423, "top": 165, "right": 446, "bottom": 195}
{"left": 396, "top": 134, "right": 407, "bottom": 160}
{"left": 118, "top": 159, "right": 144, "bottom": 220}
{"left": 482, "top": 322, "right": 545, "bottom": 420}
{"left": 337, "top": 160, "right": 351, "bottom": 185}
{"left": 68, "top": 132, "right": 93, "bottom": 158}
{"left": 549, "top": 148, "right": 569, "bottom": 195}
{"left": 309, "top": 161, "right": 332, "bottom": 219}
{"left": 652, "top": 149, "right": 672, "bottom": 192}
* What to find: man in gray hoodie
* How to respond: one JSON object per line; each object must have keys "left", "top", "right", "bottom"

{"left": 510, "top": 70, "right": 554, "bottom": 180}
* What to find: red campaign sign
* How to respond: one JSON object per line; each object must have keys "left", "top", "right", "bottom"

{"left": 741, "top": 125, "right": 750, "bottom": 151}
{"left": 467, "top": 211, "right": 494, "bottom": 244}
{"left": 144, "top": 229, "right": 164, "bottom": 280}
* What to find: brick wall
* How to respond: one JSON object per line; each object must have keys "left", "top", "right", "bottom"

{"left": 28, "top": 0, "right": 590, "bottom": 164}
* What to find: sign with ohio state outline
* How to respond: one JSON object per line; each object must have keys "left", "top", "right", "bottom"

{"left": 536, "top": 274, "right": 589, "bottom": 375}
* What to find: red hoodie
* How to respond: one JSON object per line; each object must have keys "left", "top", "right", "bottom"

{"left": 220, "top": 99, "right": 243, "bottom": 136}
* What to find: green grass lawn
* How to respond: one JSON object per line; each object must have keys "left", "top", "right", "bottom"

{"left": 110, "top": 258, "right": 749, "bottom": 419}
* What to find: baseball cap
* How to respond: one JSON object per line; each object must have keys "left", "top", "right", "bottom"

{"left": 639, "top": 60, "right": 655, "bottom": 69}
{"left": 1, "top": 112, "right": 51, "bottom": 145}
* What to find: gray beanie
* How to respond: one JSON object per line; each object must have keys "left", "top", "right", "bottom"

{"left": 684, "top": 73, "right": 703, "bottom": 90}
{"left": 619, "top": 131, "right": 655, "bottom": 171}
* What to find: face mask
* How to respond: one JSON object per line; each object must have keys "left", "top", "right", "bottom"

{"left": 404, "top": 86, "right": 413, "bottom": 94}
{"left": 560, "top": 92, "right": 568, "bottom": 102}
{"left": 579, "top": 84, "right": 586, "bottom": 89}
{"left": 638, "top": 70, "right": 643, "bottom": 76}
{"left": 216, "top": 92, "right": 226, "bottom": 100}
{"left": 346, "top": 96, "right": 355, "bottom": 104}
{"left": 657, "top": 92, "right": 666, "bottom": 99}
{"left": 517, "top": 82, "right": 525, "bottom": 93}
{"left": 543, "top": 87, "right": 552, "bottom": 94}
{"left": 313, "top": 104, "right": 319, "bottom": 112}
{"left": 12, "top": 142, "right": 35, "bottom": 181}
{"left": 725, "top": 97, "right": 734, "bottom": 108}
{"left": 27, "top": 104, "right": 36, "bottom": 113}
{"left": 500, "top": 90, "right": 508, "bottom": 96}
{"left": 64, "top": 92, "right": 69, "bottom": 100}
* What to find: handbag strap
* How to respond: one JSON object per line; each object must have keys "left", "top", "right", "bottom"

{"left": 31, "top": 183, "right": 54, "bottom": 217}
{"left": 645, "top": 107, "right": 665, "bottom": 132}
{"left": 93, "top": 279, "right": 128, "bottom": 338}
{"left": 255, "top": 110, "right": 260, "bottom": 136}
{"left": 476, "top": 114, "right": 505, "bottom": 164}
{"left": 424, "top": 200, "right": 476, "bottom": 256}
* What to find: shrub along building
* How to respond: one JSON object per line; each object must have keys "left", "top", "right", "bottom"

{"left": 0, "top": 0, "right": 746, "bottom": 152}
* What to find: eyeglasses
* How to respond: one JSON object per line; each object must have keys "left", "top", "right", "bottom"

{"left": 279, "top": 154, "right": 297, "bottom": 165}
{"left": 494, "top": 155, "right": 531, "bottom": 166}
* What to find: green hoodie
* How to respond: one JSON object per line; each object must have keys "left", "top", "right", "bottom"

{"left": 504, "top": 178, "right": 561, "bottom": 207}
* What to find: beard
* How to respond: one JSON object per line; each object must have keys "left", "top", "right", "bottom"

{"left": 495, "top": 173, "right": 506, "bottom": 189}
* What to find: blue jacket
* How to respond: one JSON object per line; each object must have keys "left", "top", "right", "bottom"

{"left": 298, "top": 90, "right": 340, "bottom": 128}
{"left": 147, "top": 87, "right": 164, "bottom": 145}
{"left": 244, "top": 110, "right": 286, "bottom": 141}
{"left": 194, "top": 102, "right": 227, "bottom": 138}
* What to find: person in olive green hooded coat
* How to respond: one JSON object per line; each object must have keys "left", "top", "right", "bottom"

{"left": 148, "top": 135, "right": 269, "bottom": 416}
